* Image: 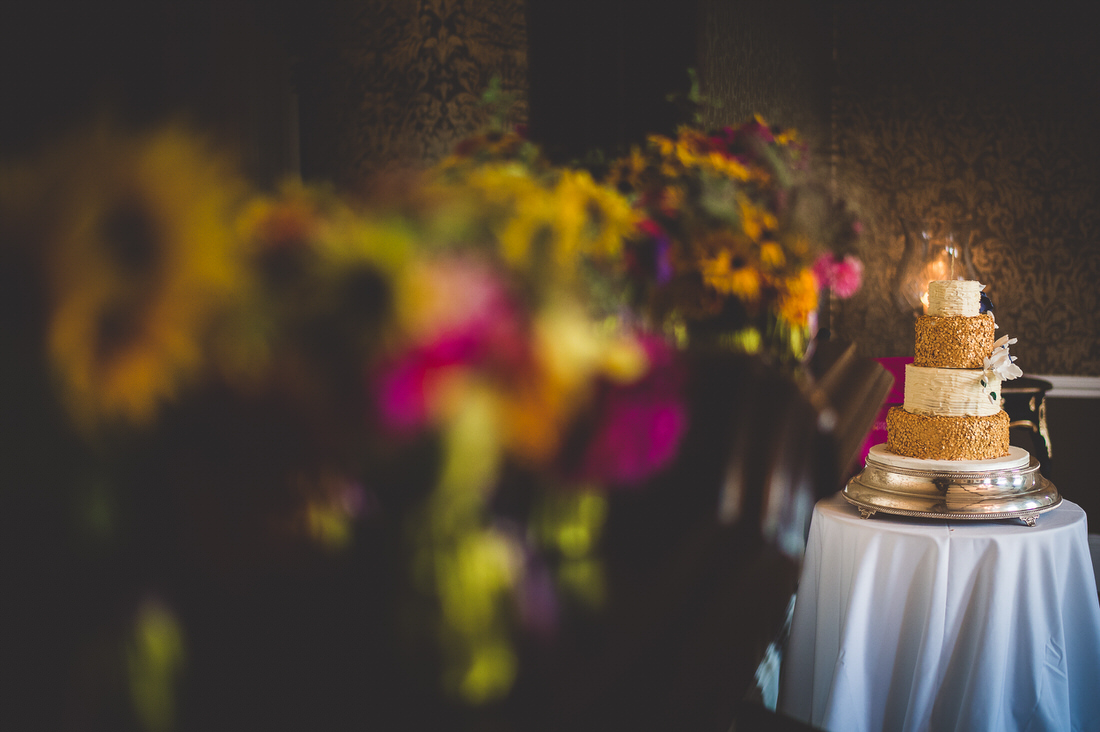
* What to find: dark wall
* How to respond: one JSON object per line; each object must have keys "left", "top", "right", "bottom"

{"left": 828, "top": 5, "right": 1100, "bottom": 376}
{"left": 0, "top": 1, "right": 299, "bottom": 187}
{"left": 0, "top": 2, "right": 176, "bottom": 156}
{"left": 292, "top": 0, "right": 697, "bottom": 184}
{"left": 526, "top": 0, "right": 697, "bottom": 164}
{"left": 696, "top": 0, "right": 833, "bottom": 161}
{"left": 296, "top": 0, "right": 528, "bottom": 188}
{"left": 1045, "top": 398, "right": 1100, "bottom": 527}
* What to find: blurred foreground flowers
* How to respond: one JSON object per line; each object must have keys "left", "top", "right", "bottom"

{"left": 0, "top": 122, "right": 688, "bottom": 725}
{"left": 0, "top": 113, "right": 859, "bottom": 730}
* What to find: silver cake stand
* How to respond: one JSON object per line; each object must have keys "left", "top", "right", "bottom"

{"left": 843, "top": 446, "right": 1062, "bottom": 526}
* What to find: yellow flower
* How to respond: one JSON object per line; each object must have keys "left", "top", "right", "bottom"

{"left": 439, "top": 163, "right": 635, "bottom": 279}
{"left": 495, "top": 300, "right": 596, "bottom": 463}
{"left": 727, "top": 267, "right": 763, "bottom": 302}
{"left": 738, "top": 198, "right": 778, "bottom": 243}
{"left": 236, "top": 179, "right": 325, "bottom": 251}
{"left": 607, "top": 147, "right": 648, "bottom": 190}
{"left": 759, "top": 241, "right": 786, "bottom": 269}
{"left": 706, "top": 152, "right": 753, "bottom": 182}
{"left": 649, "top": 134, "right": 675, "bottom": 158}
{"left": 457, "top": 163, "right": 550, "bottom": 268}
{"left": 28, "top": 125, "right": 249, "bottom": 427}
{"left": 550, "top": 170, "right": 595, "bottom": 270}
{"left": 498, "top": 190, "right": 554, "bottom": 269}
{"left": 775, "top": 128, "right": 801, "bottom": 146}
{"left": 577, "top": 174, "right": 639, "bottom": 260}
{"left": 777, "top": 268, "right": 820, "bottom": 327}
{"left": 494, "top": 297, "right": 648, "bottom": 465}
{"left": 675, "top": 141, "right": 701, "bottom": 169}
{"left": 700, "top": 251, "right": 762, "bottom": 302}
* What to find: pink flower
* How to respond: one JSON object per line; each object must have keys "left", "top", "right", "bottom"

{"left": 812, "top": 253, "right": 863, "bottom": 299}
{"left": 830, "top": 255, "right": 863, "bottom": 298}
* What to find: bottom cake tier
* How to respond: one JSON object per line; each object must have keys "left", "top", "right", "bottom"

{"left": 886, "top": 406, "right": 1009, "bottom": 461}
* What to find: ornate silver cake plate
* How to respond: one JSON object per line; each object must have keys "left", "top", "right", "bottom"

{"left": 843, "top": 445, "right": 1062, "bottom": 526}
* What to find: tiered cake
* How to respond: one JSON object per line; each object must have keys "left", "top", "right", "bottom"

{"left": 886, "top": 280, "right": 1022, "bottom": 461}
{"left": 845, "top": 280, "right": 1059, "bottom": 522}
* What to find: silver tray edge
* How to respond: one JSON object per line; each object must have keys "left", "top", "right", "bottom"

{"left": 842, "top": 490, "right": 1063, "bottom": 521}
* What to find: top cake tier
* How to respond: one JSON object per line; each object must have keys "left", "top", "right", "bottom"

{"left": 926, "top": 279, "right": 984, "bottom": 316}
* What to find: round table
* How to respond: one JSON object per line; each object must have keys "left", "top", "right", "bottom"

{"left": 778, "top": 493, "right": 1100, "bottom": 732}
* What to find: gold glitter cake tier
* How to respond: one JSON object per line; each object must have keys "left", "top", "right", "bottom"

{"left": 885, "top": 406, "right": 1010, "bottom": 461}
{"left": 914, "top": 313, "right": 995, "bottom": 368}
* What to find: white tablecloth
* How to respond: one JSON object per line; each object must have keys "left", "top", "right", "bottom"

{"left": 778, "top": 493, "right": 1100, "bottom": 732}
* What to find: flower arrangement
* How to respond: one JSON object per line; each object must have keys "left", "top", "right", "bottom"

{"left": 0, "top": 122, "right": 688, "bottom": 721}
{"left": 605, "top": 116, "right": 862, "bottom": 364}
{"left": 1, "top": 106, "right": 869, "bottom": 732}
{"left": 424, "top": 129, "right": 640, "bottom": 295}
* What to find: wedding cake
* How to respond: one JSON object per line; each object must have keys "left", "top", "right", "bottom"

{"left": 885, "top": 280, "right": 1023, "bottom": 461}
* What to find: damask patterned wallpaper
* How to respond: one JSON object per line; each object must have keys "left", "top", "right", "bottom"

{"left": 296, "top": 0, "right": 528, "bottom": 189}
{"left": 696, "top": 1, "right": 832, "bottom": 164}
{"left": 827, "top": 7, "right": 1100, "bottom": 376}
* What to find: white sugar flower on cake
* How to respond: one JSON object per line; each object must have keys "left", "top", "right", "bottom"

{"left": 984, "top": 335, "right": 1023, "bottom": 381}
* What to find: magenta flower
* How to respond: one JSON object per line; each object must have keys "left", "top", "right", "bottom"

{"left": 575, "top": 337, "right": 687, "bottom": 487}
{"left": 374, "top": 343, "right": 469, "bottom": 434}
{"left": 371, "top": 257, "right": 528, "bottom": 434}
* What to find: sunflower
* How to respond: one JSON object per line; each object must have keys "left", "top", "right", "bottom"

{"left": 551, "top": 169, "right": 638, "bottom": 267}
{"left": 700, "top": 251, "right": 762, "bottom": 303}
{"left": 38, "top": 125, "right": 249, "bottom": 427}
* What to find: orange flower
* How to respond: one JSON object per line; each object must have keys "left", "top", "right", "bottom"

{"left": 777, "top": 268, "right": 819, "bottom": 327}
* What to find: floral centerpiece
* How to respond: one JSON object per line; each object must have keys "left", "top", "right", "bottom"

{"left": 0, "top": 68, "right": 857, "bottom": 723}
{"left": 605, "top": 116, "right": 863, "bottom": 365}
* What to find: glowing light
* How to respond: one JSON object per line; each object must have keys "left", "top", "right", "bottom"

{"left": 917, "top": 238, "right": 961, "bottom": 313}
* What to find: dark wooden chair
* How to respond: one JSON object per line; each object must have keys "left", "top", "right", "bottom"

{"left": 507, "top": 345, "right": 891, "bottom": 732}
{"left": 1002, "top": 376, "right": 1054, "bottom": 478}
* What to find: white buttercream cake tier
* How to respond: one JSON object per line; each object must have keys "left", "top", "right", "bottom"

{"left": 926, "top": 279, "right": 984, "bottom": 317}
{"left": 903, "top": 364, "right": 1001, "bottom": 417}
